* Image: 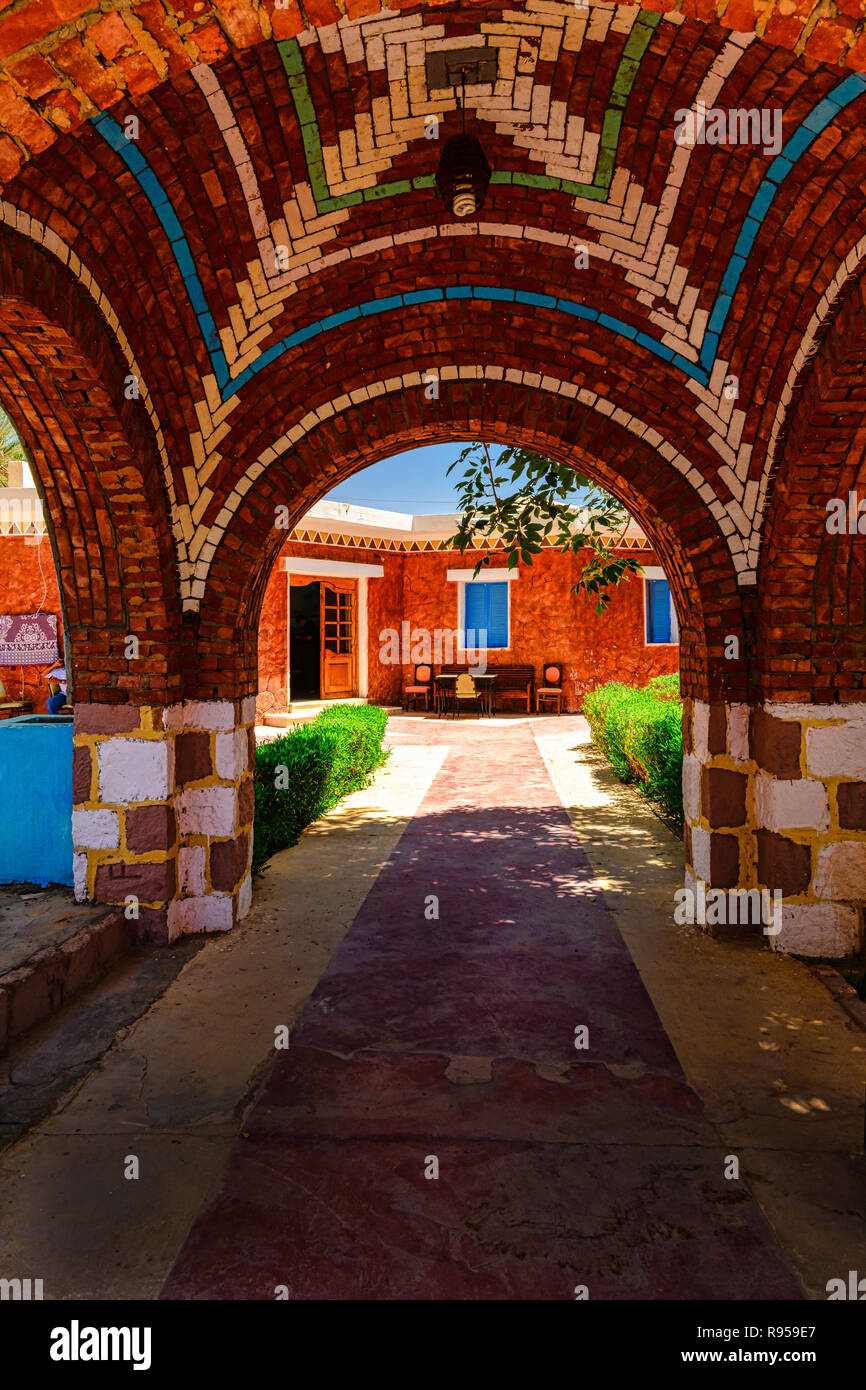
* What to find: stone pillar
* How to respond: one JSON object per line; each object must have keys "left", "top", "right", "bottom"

{"left": 72, "top": 697, "right": 256, "bottom": 942}
{"left": 682, "top": 698, "right": 865, "bottom": 957}
{"left": 752, "top": 702, "right": 865, "bottom": 957}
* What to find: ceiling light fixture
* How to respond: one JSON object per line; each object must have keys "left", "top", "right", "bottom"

{"left": 435, "top": 67, "right": 491, "bottom": 219}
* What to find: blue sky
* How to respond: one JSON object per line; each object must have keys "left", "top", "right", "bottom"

{"left": 324, "top": 442, "right": 588, "bottom": 514}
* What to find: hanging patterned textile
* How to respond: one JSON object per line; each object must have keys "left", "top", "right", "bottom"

{"left": 0, "top": 613, "right": 59, "bottom": 666}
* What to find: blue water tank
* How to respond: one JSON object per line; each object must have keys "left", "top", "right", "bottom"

{"left": 0, "top": 714, "right": 73, "bottom": 886}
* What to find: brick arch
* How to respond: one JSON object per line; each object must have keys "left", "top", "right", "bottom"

{"left": 196, "top": 371, "right": 748, "bottom": 707}
{"left": 0, "top": 1, "right": 862, "bottom": 188}
{"left": 0, "top": 225, "right": 183, "bottom": 705}
{"left": 756, "top": 265, "right": 866, "bottom": 706}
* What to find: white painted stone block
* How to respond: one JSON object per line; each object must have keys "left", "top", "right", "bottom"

{"left": 161, "top": 702, "right": 184, "bottom": 733}
{"left": 813, "top": 841, "right": 866, "bottom": 901}
{"left": 97, "top": 739, "right": 170, "bottom": 804}
{"left": 691, "top": 700, "right": 710, "bottom": 761}
{"left": 73, "top": 851, "right": 88, "bottom": 902}
{"left": 179, "top": 845, "right": 207, "bottom": 898}
{"left": 755, "top": 775, "right": 829, "bottom": 833}
{"left": 72, "top": 808, "right": 120, "bottom": 850}
{"left": 168, "top": 894, "right": 234, "bottom": 935}
{"left": 806, "top": 723, "right": 866, "bottom": 780}
{"left": 242, "top": 695, "right": 257, "bottom": 725}
{"left": 238, "top": 871, "right": 252, "bottom": 919}
{"left": 682, "top": 752, "right": 701, "bottom": 822}
{"left": 182, "top": 699, "right": 236, "bottom": 731}
{"left": 177, "top": 785, "right": 237, "bottom": 838}
{"left": 691, "top": 825, "right": 711, "bottom": 882}
{"left": 769, "top": 902, "right": 862, "bottom": 958}
{"left": 215, "top": 728, "right": 248, "bottom": 780}
{"left": 728, "top": 703, "right": 749, "bottom": 764}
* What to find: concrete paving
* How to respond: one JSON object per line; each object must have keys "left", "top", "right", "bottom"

{"left": 0, "top": 714, "right": 863, "bottom": 1300}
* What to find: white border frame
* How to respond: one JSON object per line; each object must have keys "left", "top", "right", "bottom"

{"left": 642, "top": 566, "right": 679, "bottom": 646}
{"left": 448, "top": 570, "right": 517, "bottom": 656}
{"left": 283, "top": 557, "right": 384, "bottom": 700}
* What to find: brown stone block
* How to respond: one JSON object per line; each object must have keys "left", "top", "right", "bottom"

{"left": 72, "top": 744, "right": 92, "bottom": 803}
{"left": 74, "top": 703, "right": 141, "bottom": 735}
{"left": 709, "top": 832, "right": 740, "bottom": 889}
{"left": 210, "top": 833, "right": 250, "bottom": 892}
{"left": 176, "top": 730, "right": 212, "bottom": 785}
{"left": 750, "top": 708, "right": 801, "bottom": 778}
{"left": 126, "top": 804, "right": 176, "bottom": 853}
{"left": 837, "top": 782, "right": 866, "bottom": 831}
{"left": 707, "top": 703, "right": 727, "bottom": 756}
{"left": 701, "top": 766, "right": 747, "bottom": 829}
{"left": 94, "top": 857, "right": 176, "bottom": 906}
{"left": 757, "top": 830, "right": 811, "bottom": 897}
{"left": 681, "top": 699, "right": 693, "bottom": 755}
{"left": 238, "top": 776, "right": 255, "bottom": 826}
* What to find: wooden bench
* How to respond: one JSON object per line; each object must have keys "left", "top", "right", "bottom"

{"left": 440, "top": 663, "right": 535, "bottom": 714}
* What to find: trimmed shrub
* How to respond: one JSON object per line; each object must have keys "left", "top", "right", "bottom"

{"left": 253, "top": 703, "right": 389, "bottom": 871}
{"left": 583, "top": 675, "right": 683, "bottom": 824}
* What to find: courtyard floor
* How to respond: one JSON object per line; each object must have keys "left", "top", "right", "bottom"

{"left": 1, "top": 713, "right": 864, "bottom": 1298}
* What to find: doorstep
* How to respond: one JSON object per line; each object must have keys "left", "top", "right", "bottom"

{"left": 0, "top": 885, "right": 136, "bottom": 1053}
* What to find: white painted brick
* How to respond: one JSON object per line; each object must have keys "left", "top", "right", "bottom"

{"left": 215, "top": 728, "right": 249, "bottom": 780}
{"left": 813, "top": 842, "right": 866, "bottom": 902}
{"left": 72, "top": 809, "right": 120, "bottom": 851}
{"left": 682, "top": 752, "right": 701, "bottom": 823}
{"left": 179, "top": 845, "right": 207, "bottom": 898}
{"left": 98, "top": 740, "right": 171, "bottom": 805}
{"left": 691, "top": 824, "right": 711, "bottom": 882}
{"left": 692, "top": 700, "right": 710, "bottom": 762}
{"left": 769, "top": 902, "right": 862, "bottom": 958}
{"left": 238, "top": 871, "right": 253, "bottom": 919}
{"left": 728, "top": 703, "right": 750, "bottom": 765}
{"left": 178, "top": 786, "right": 237, "bottom": 839}
{"left": 183, "top": 700, "right": 236, "bottom": 732}
{"left": 755, "top": 776, "right": 830, "bottom": 833}
{"left": 806, "top": 722, "right": 866, "bottom": 779}
{"left": 73, "top": 851, "right": 88, "bottom": 902}
{"left": 168, "top": 895, "right": 234, "bottom": 935}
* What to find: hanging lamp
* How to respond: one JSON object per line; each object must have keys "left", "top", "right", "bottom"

{"left": 435, "top": 68, "right": 491, "bottom": 219}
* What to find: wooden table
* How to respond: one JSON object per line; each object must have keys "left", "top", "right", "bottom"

{"left": 435, "top": 673, "right": 497, "bottom": 718}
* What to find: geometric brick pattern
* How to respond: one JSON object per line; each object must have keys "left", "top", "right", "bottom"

{"left": 72, "top": 698, "right": 256, "bottom": 942}
{"left": 683, "top": 698, "right": 865, "bottom": 957}
{"left": 0, "top": 1, "right": 865, "bottom": 936}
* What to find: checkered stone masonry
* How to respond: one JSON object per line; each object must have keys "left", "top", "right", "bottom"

{"left": 72, "top": 698, "right": 256, "bottom": 943}
{"left": 683, "top": 699, "right": 866, "bottom": 959}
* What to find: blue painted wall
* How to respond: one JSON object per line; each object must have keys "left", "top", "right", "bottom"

{"left": 0, "top": 715, "right": 73, "bottom": 886}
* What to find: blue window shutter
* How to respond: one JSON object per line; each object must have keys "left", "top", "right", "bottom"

{"left": 464, "top": 582, "right": 509, "bottom": 648}
{"left": 486, "top": 583, "right": 508, "bottom": 647}
{"left": 647, "top": 579, "right": 671, "bottom": 643}
{"left": 464, "top": 583, "right": 486, "bottom": 647}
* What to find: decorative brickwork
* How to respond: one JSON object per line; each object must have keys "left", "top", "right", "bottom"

{"left": 0, "top": 2, "right": 862, "bottom": 950}
{"left": 684, "top": 699, "right": 865, "bottom": 957}
{"left": 72, "top": 698, "right": 256, "bottom": 942}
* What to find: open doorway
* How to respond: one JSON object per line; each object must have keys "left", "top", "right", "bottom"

{"left": 289, "top": 580, "right": 320, "bottom": 700}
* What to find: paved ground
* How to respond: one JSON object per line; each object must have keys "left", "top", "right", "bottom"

{"left": 1, "top": 714, "right": 863, "bottom": 1299}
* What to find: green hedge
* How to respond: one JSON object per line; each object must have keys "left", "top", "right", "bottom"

{"left": 583, "top": 673, "right": 683, "bottom": 823}
{"left": 253, "top": 704, "right": 389, "bottom": 871}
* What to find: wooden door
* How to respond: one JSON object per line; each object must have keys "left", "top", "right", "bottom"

{"left": 320, "top": 580, "right": 357, "bottom": 698}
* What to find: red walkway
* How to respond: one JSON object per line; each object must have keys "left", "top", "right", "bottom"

{"left": 162, "top": 719, "right": 802, "bottom": 1300}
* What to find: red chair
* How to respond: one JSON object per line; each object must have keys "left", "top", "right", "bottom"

{"left": 403, "top": 663, "right": 433, "bottom": 711}
{"left": 536, "top": 661, "right": 565, "bottom": 714}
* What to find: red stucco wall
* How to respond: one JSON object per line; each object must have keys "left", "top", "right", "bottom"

{"left": 258, "top": 538, "right": 678, "bottom": 714}
{"left": 0, "top": 534, "right": 64, "bottom": 714}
